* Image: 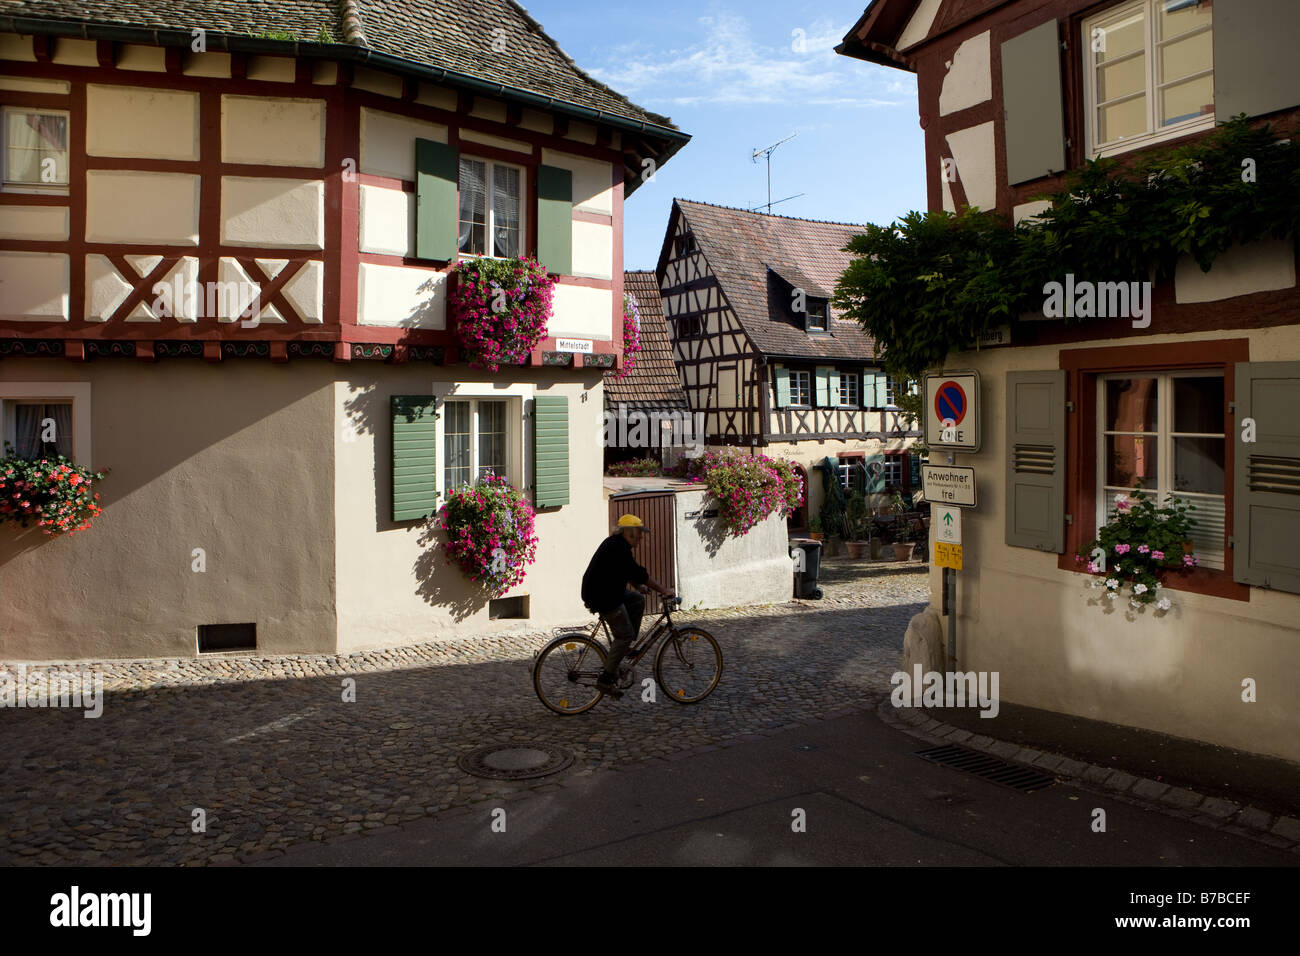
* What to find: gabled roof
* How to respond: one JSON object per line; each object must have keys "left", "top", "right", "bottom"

{"left": 837, "top": 0, "right": 1012, "bottom": 70}
{"left": 662, "top": 199, "right": 877, "bottom": 363}
{"left": 0, "top": 0, "right": 688, "bottom": 192}
{"left": 605, "top": 272, "right": 689, "bottom": 411}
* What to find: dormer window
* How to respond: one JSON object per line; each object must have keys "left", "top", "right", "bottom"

{"left": 806, "top": 298, "right": 828, "bottom": 331}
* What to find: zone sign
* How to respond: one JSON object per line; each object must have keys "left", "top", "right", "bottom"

{"left": 924, "top": 370, "right": 981, "bottom": 452}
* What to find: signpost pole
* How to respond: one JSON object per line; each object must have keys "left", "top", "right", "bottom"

{"left": 946, "top": 567, "right": 956, "bottom": 670}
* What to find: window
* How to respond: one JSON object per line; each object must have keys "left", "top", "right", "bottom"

{"left": 884, "top": 376, "right": 901, "bottom": 408}
{"left": 883, "top": 454, "right": 904, "bottom": 489}
{"left": 674, "top": 234, "right": 696, "bottom": 258}
{"left": 3, "top": 108, "right": 68, "bottom": 188}
{"left": 458, "top": 157, "right": 523, "bottom": 258}
{"left": 677, "top": 315, "right": 703, "bottom": 338}
{"left": 1083, "top": 0, "right": 1214, "bottom": 158}
{"left": 789, "top": 370, "right": 811, "bottom": 406}
{"left": 1098, "top": 371, "right": 1225, "bottom": 568}
{"left": 839, "top": 372, "right": 860, "bottom": 408}
{"left": 443, "top": 398, "right": 510, "bottom": 490}
{"left": 2, "top": 401, "right": 72, "bottom": 459}
{"left": 806, "top": 299, "right": 828, "bottom": 331}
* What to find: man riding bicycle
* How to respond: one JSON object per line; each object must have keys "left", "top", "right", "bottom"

{"left": 580, "top": 513, "right": 675, "bottom": 698}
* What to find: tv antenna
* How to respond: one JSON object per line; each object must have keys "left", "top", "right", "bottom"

{"left": 751, "top": 133, "right": 797, "bottom": 215}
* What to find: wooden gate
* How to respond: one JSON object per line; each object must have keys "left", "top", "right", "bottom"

{"left": 608, "top": 491, "right": 677, "bottom": 591}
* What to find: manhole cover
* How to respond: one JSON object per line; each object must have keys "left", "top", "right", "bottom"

{"left": 458, "top": 743, "right": 574, "bottom": 780}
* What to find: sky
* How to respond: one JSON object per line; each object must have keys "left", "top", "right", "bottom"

{"left": 524, "top": 0, "right": 929, "bottom": 270}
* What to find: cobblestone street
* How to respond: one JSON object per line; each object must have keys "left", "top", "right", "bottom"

{"left": 0, "top": 560, "right": 928, "bottom": 865}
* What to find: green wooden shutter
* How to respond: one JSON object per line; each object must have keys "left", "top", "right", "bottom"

{"left": 909, "top": 453, "right": 922, "bottom": 490}
{"left": 392, "top": 395, "right": 439, "bottom": 522}
{"left": 870, "top": 372, "right": 888, "bottom": 409}
{"left": 533, "top": 393, "right": 570, "bottom": 507}
{"left": 815, "top": 367, "right": 830, "bottom": 407}
{"left": 1005, "top": 370, "right": 1065, "bottom": 552}
{"left": 1233, "top": 362, "right": 1300, "bottom": 593}
{"left": 537, "top": 165, "right": 573, "bottom": 275}
{"left": 829, "top": 369, "right": 841, "bottom": 406}
{"left": 1215, "top": 0, "right": 1300, "bottom": 122}
{"left": 1001, "top": 20, "right": 1065, "bottom": 186}
{"left": 865, "top": 455, "right": 886, "bottom": 494}
{"left": 415, "top": 139, "right": 458, "bottom": 261}
{"left": 775, "top": 366, "right": 791, "bottom": 407}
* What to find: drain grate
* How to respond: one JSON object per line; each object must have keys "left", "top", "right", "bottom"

{"left": 913, "top": 744, "right": 1056, "bottom": 793}
{"left": 458, "top": 743, "right": 574, "bottom": 780}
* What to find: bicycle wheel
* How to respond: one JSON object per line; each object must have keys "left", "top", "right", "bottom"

{"left": 533, "top": 635, "right": 608, "bottom": 715}
{"left": 654, "top": 626, "right": 722, "bottom": 704}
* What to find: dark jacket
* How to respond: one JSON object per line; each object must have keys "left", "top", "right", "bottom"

{"left": 581, "top": 532, "right": 649, "bottom": 614}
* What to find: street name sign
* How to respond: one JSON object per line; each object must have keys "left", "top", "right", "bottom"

{"left": 934, "top": 505, "right": 961, "bottom": 545}
{"left": 556, "top": 338, "right": 593, "bottom": 353}
{"left": 922, "top": 465, "right": 977, "bottom": 508}
{"left": 924, "top": 370, "right": 980, "bottom": 451}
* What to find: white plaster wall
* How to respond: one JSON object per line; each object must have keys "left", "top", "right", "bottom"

{"left": 540, "top": 148, "right": 613, "bottom": 214}
{"left": 0, "top": 205, "right": 68, "bottom": 241}
{"left": 353, "top": 67, "right": 403, "bottom": 99}
{"left": 673, "top": 489, "right": 791, "bottom": 610}
{"left": 459, "top": 128, "right": 532, "bottom": 155}
{"left": 52, "top": 38, "right": 97, "bottom": 67}
{"left": 0, "top": 252, "right": 68, "bottom": 320}
{"left": 939, "top": 32, "right": 991, "bottom": 116}
{"left": 945, "top": 121, "right": 997, "bottom": 211}
{"left": 246, "top": 56, "right": 295, "bottom": 83}
{"left": 86, "top": 86, "right": 199, "bottom": 160}
{"left": 220, "top": 177, "right": 325, "bottom": 249}
{"left": 359, "top": 184, "right": 414, "bottom": 256}
{"left": 930, "top": 325, "right": 1300, "bottom": 763}
{"left": 1174, "top": 238, "right": 1296, "bottom": 303}
{"left": 116, "top": 44, "right": 165, "bottom": 72}
{"left": 222, "top": 96, "right": 325, "bottom": 167}
{"left": 356, "top": 262, "right": 447, "bottom": 328}
{"left": 415, "top": 84, "right": 457, "bottom": 111}
{"left": 0, "top": 77, "right": 69, "bottom": 93}
{"left": 897, "top": 0, "right": 943, "bottom": 50}
{"left": 549, "top": 283, "right": 612, "bottom": 340}
{"left": 359, "top": 108, "right": 448, "bottom": 180}
{"left": 182, "top": 52, "right": 230, "bottom": 77}
{"left": 0, "top": 33, "right": 35, "bottom": 60}
{"left": 86, "top": 170, "right": 200, "bottom": 245}
{"left": 332, "top": 370, "right": 609, "bottom": 649}
{"left": 282, "top": 260, "right": 324, "bottom": 323}
{"left": 571, "top": 220, "right": 613, "bottom": 280}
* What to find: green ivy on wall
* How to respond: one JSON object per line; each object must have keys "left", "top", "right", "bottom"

{"left": 834, "top": 117, "right": 1300, "bottom": 378}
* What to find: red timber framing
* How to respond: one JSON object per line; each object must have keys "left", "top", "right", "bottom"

{"left": 0, "top": 50, "right": 627, "bottom": 367}
{"left": 1058, "top": 338, "right": 1249, "bottom": 602}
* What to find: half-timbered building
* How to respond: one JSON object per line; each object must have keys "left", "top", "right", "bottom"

{"left": 0, "top": 0, "right": 687, "bottom": 659}
{"left": 840, "top": 0, "right": 1300, "bottom": 763}
{"left": 655, "top": 199, "right": 921, "bottom": 523}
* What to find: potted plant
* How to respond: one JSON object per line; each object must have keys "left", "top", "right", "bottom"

{"left": 868, "top": 515, "right": 889, "bottom": 560}
{"left": 819, "top": 495, "right": 845, "bottom": 557}
{"left": 844, "top": 490, "right": 872, "bottom": 559}
{"left": 892, "top": 521, "right": 918, "bottom": 561}
{"left": 807, "top": 514, "right": 824, "bottom": 541}
{"left": 0, "top": 451, "right": 107, "bottom": 536}
{"left": 1075, "top": 488, "right": 1198, "bottom": 611}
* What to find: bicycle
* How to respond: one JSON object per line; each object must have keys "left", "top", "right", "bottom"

{"left": 532, "top": 595, "right": 722, "bottom": 715}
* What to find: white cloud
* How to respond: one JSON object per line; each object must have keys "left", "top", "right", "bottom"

{"left": 589, "top": 9, "right": 912, "bottom": 108}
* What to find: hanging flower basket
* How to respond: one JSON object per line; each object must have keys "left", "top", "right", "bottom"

{"left": 612, "top": 292, "right": 642, "bottom": 381}
{"left": 436, "top": 474, "right": 539, "bottom": 597}
{"left": 0, "top": 453, "right": 107, "bottom": 536}
{"left": 1075, "top": 489, "right": 1198, "bottom": 612}
{"left": 448, "top": 256, "right": 556, "bottom": 371}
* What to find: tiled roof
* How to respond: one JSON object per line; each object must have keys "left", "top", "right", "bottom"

{"left": 669, "top": 199, "right": 878, "bottom": 363}
{"left": 0, "top": 0, "right": 679, "bottom": 132}
{"left": 604, "top": 271, "right": 689, "bottom": 410}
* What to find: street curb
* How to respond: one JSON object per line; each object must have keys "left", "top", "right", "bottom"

{"left": 874, "top": 697, "right": 1300, "bottom": 856}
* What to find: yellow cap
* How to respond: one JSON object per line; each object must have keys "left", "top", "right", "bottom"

{"left": 617, "top": 514, "right": 644, "bottom": 529}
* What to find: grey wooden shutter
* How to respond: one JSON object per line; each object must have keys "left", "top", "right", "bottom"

{"left": 533, "top": 393, "right": 569, "bottom": 507}
{"left": 775, "top": 366, "right": 790, "bottom": 407}
{"left": 815, "top": 367, "right": 830, "bottom": 407}
{"left": 1233, "top": 362, "right": 1300, "bottom": 593}
{"left": 1001, "top": 20, "right": 1065, "bottom": 186}
{"left": 1005, "top": 370, "right": 1065, "bottom": 552}
{"left": 392, "top": 395, "right": 438, "bottom": 521}
{"left": 415, "top": 139, "right": 458, "bottom": 261}
{"left": 537, "top": 165, "right": 572, "bottom": 275}
{"left": 1215, "top": 0, "right": 1300, "bottom": 122}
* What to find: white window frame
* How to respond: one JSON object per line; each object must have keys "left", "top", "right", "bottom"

{"left": 883, "top": 454, "right": 904, "bottom": 488}
{"left": 432, "top": 384, "right": 533, "bottom": 501}
{"left": 789, "top": 370, "right": 811, "bottom": 407}
{"left": 2, "top": 106, "right": 70, "bottom": 194}
{"left": 457, "top": 156, "right": 526, "bottom": 260}
{"left": 1083, "top": 0, "right": 1215, "bottom": 160}
{"left": 839, "top": 372, "right": 860, "bottom": 408}
{"left": 0, "top": 382, "right": 91, "bottom": 466}
{"left": 1096, "top": 370, "right": 1226, "bottom": 569}
{"left": 806, "top": 298, "right": 828, "bottom": 331}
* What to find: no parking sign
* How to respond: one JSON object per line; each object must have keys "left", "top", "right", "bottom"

{"left": 924, "top": 370, "right": 981, "bottom": 452}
